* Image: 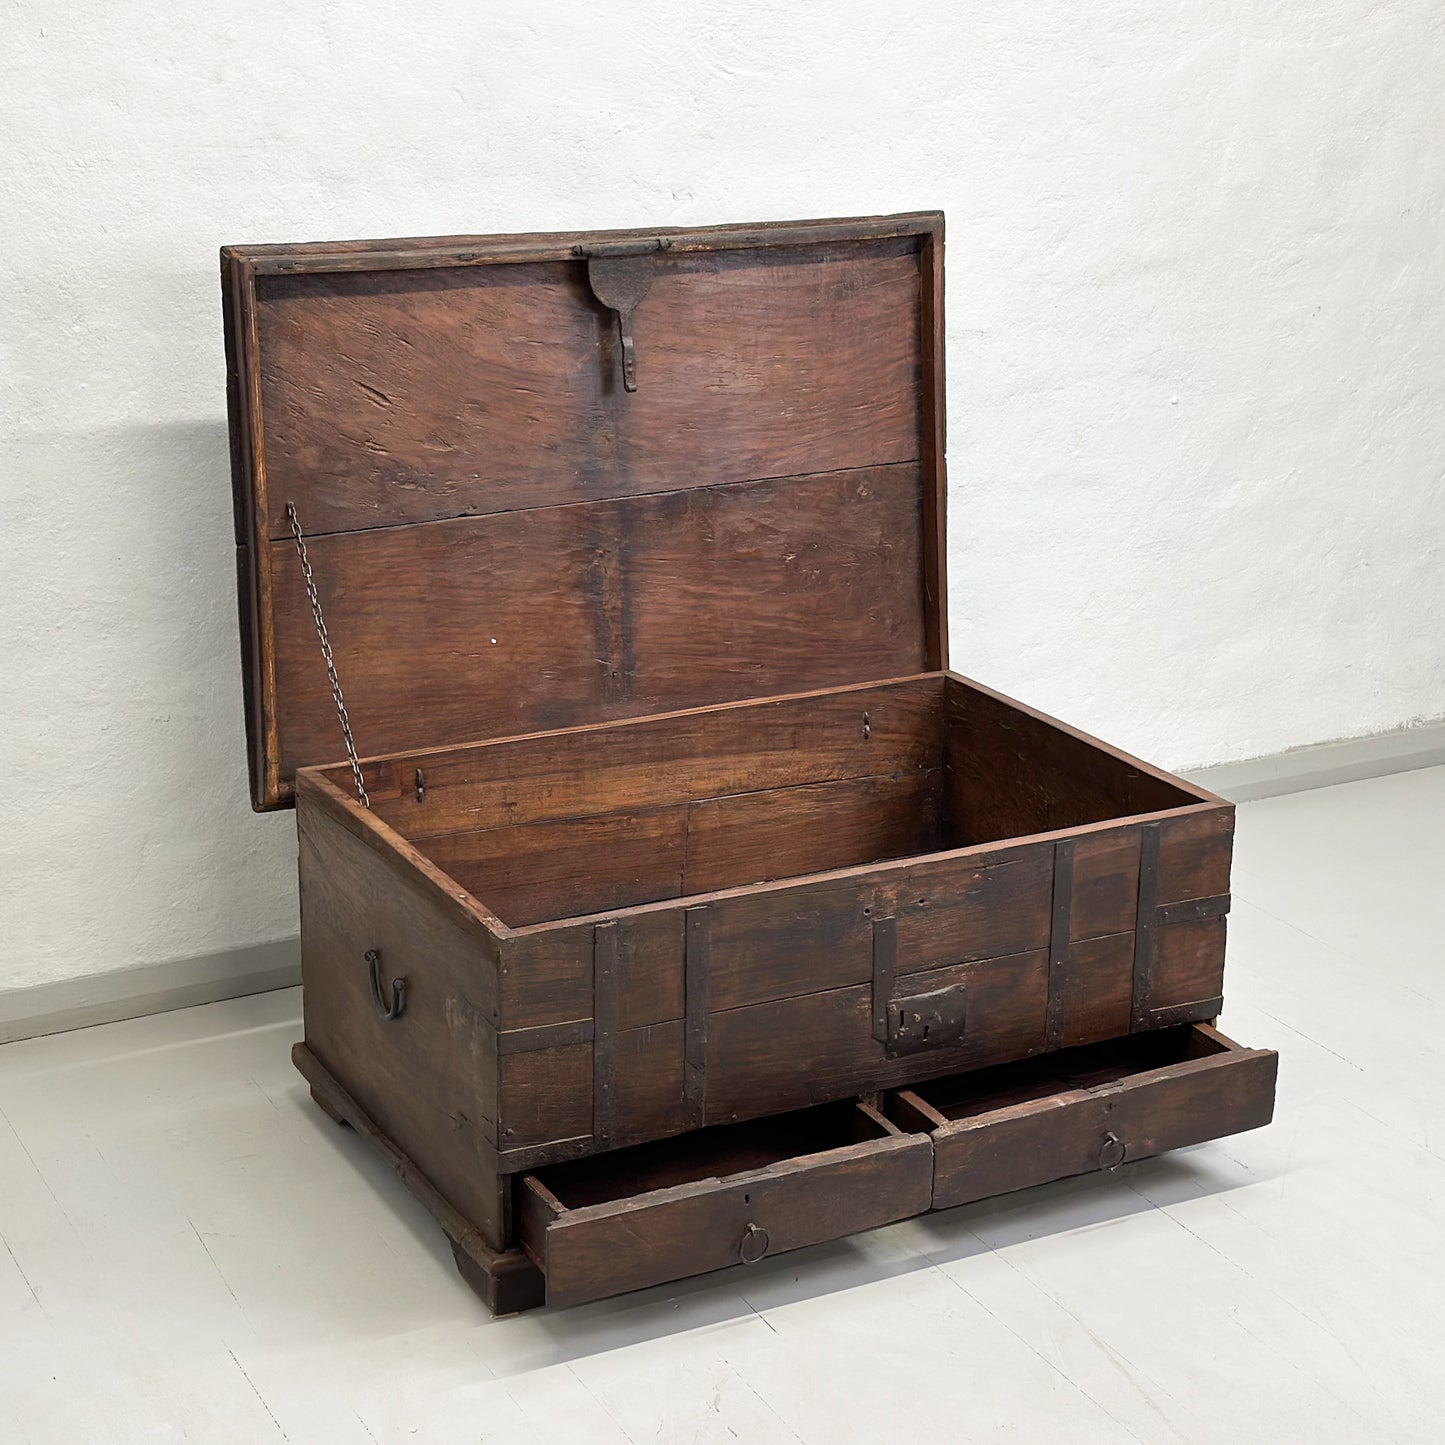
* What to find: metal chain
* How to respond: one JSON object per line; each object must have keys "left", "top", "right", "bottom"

{"left": 285, "top": 503, "right": 370, "bottom": 808}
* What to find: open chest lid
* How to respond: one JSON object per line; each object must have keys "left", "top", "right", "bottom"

{"left": 223, "top": 212, "right": 948, "bottom": 810}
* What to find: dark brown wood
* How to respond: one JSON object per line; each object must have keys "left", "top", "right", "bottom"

{"left": 681, "top": 769, "right": 944, "bottom": 899}
{"left": 517, "top": 1101, "right": 932, "bottom": 1308}
{"left": 295, "top": 800, "right": 506, "bottom": 1250}
{"left": 704, "top": 948, "right": 1050, "bottom": 1124}
{"left": 251, "top": 241, "right": 921, "bottom": 538}
{"left": 267, "top": 466, "right": 928, "bottom": 801}
{"left": 941, "top": 674, "right": 1200, "bottom": 844}
{"left": 224, "top": 215, "right": 948, "bottom": 810}
{"left": 918, "top": 228, "right": 949, "bottom": 679}
{"left": 239, "top": 214, "right": 1273, "bottom": 1316}
{"left": 295, "top": 670, "right": 1240, "bottom": 1172}
{"left": 349, "top": 675, "right": 944, "bottom": 840}
{"left": 417, "top": 767, "right": 942, "bottom": 928}
{"left": 922, "top": 1025, "right": 1278, "bottom": 1210}
{"left": 226, "top": 211, "right": 947, "bottom": 274}
{"left": 422, "top": 808, "right": 687, "bottom": 927}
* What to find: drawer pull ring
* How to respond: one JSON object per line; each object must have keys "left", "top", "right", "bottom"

{"left": 1098, "top": 1132, "right": 1126, "bottom": 1171}
{"left": 366, "top": 950, "right": 407, "bottom": 1021}
{"left": 738, "top": 1222, "right": 770, "bottom": 1265}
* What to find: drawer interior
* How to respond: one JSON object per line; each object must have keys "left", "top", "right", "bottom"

{"left": 888, "top": 1023, "right": 1234, "bottom": 1128}
{"left": 332, "top": 673, "right": 1207, "bottom": 927}
{"left": 516, "top": 1097, "right": 933, "bottom": 1306}
{"left": 522, "top": 1099, "right": 900, "bottom": 1211}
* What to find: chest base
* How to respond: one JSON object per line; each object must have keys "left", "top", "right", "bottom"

{"left": 294, "top": 1021, "right": 1275, "bottom": 1313}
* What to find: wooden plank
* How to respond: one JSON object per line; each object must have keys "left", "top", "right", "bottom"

{"left": 497, "top": 1041, "right": 592, "bottom": 1156}
{"left": 888, "top": 849, "right": 1055, "bottom": 975}
{"left": 1156, "top": 805, "right": 1235, "bottom": 904}
{"left": 295, "top": 768, "right": 510, "bottom": 938}
{"left": 515, "top": 1175, "right": 563, "bottom": 1272}
{"left": 682, "top": 769, "right": 943, "bottom": 896}
{"left": 421, "top": 808, "right": 686, "bottom": 927}
{"left": 611, "top": 1021, "right": 687, "bottom": 1149}
{"left": 941, "top": 673, "right": 1214, "bottom": 844}
{"left": 1147, "top": 917, "right": 1228, "bottom": 1014}
{"left": 357, "top": 675, "right": 941, "bottom": 837}
{"left": 270, "top": 466, "right": 928, "bottom": 793}
{"left": 1060, "top": 931, "right": 1135, "bottom": 1047}
{"left": 929, "top": 1031, "right": 1278, "bottom": 1210}
{"left": 250, "top": 237, "right": 923, "bottom": 537}
{"left": 497, "top": 908, "right": 686, "bottom": 1033}
{"left": 535, "top": 1132, "right": 932, "bottom": 1308}
{"left": 294, "top": 801, "right": 506, "bottom": 1245}
{"left": 918, "top": 226, "right": 948, "bottom": 671}
{"left": 496, "top": 927, "right": 594, "bottom": 1032}
{"left": 225, "top": 211, "right": 945, "bottom": 273}
{"left": 702, "top": 845, "right": 1053, "bottom": 1014}
{"left": 704, "top": 949, "right": 1050, "bottom": 1123}
{"left": 1069, "top": 825, "right": 1142, "bottom": 940}
{"left": 420, "top": 767, "right": 942, "bottom": 929}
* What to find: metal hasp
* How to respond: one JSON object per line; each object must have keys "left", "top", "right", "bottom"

{"left": 576, "top": 238, "right": 671, "bottom": 392}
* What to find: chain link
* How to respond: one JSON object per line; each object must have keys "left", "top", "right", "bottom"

{"left": 285, "top": 503, "right": 370, "bottom": 808}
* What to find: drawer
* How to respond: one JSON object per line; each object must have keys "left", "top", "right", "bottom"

{"left": 890, "top": 1023, "right": 1277, "bottom": 1210}
{"left": 516, "top": 1099, "right": 932, "bottom": 1307}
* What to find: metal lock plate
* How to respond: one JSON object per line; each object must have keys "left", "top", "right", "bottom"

{"left": 885, "top": 983, "right": 967, "bottom": 1055}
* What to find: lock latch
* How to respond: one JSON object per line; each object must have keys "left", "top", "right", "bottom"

{"left": 576, "top": 237, "right": 671, "bottom": 393}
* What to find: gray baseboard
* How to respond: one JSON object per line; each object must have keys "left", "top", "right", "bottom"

{"left": 4, "top": 718, "right": 1443, "bottom": 1048}
{"left": 0, "top": 939, "right": 301, "bottom": 1046}
{"left": 1182, "top": 718, "right": 1445, "bottom": 804}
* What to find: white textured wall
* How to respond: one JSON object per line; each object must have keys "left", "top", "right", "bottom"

{"left": 3, "top": 1, "right": 1443, "bottom": 991}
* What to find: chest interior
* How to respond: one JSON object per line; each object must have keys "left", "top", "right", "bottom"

{"left": 321, "top": 672, "right": 1201, "bottom": 930}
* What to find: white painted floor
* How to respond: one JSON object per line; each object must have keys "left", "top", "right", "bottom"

{"left": 3, "top": 766, "right": 1444, "bottom": 1444}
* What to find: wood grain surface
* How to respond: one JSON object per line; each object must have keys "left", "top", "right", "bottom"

{"left": 223, "top": 215, "right": 948, "bottom": 808}
{"left": 919, "top": 1025, "right": 1278, "bottom": 1209}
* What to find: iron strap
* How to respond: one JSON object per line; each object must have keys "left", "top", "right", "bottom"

{"left": 284, "top": 503, "right": 370, "bottom": 808}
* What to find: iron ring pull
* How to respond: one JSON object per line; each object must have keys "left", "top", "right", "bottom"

{"left": 366, "top": 949, "right": 406, "bottom": 1021}
{"left": 738, "top": 1222, "right": 770, "bottom": 1265}
{"left": 1098, "top": 1131, "right": 1126, "bottom": 1171}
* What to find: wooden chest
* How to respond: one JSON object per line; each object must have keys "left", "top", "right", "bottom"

{"left": 222, "top": 213, "right": 1277, "bottom": 1313}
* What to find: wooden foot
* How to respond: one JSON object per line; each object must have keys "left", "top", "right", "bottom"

{"left": 309, "top": 1085, "right": 351, "bottom": 1127}
{"left": 450, "top": 1239, "right": 546, "bottom": 1315}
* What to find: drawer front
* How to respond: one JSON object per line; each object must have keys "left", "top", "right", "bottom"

{"left": 517, "top": 1104, "right": 932, "bottom": 1308}
{"left": 926, "top": 1026, "right": 1277, "bottom": 1210}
